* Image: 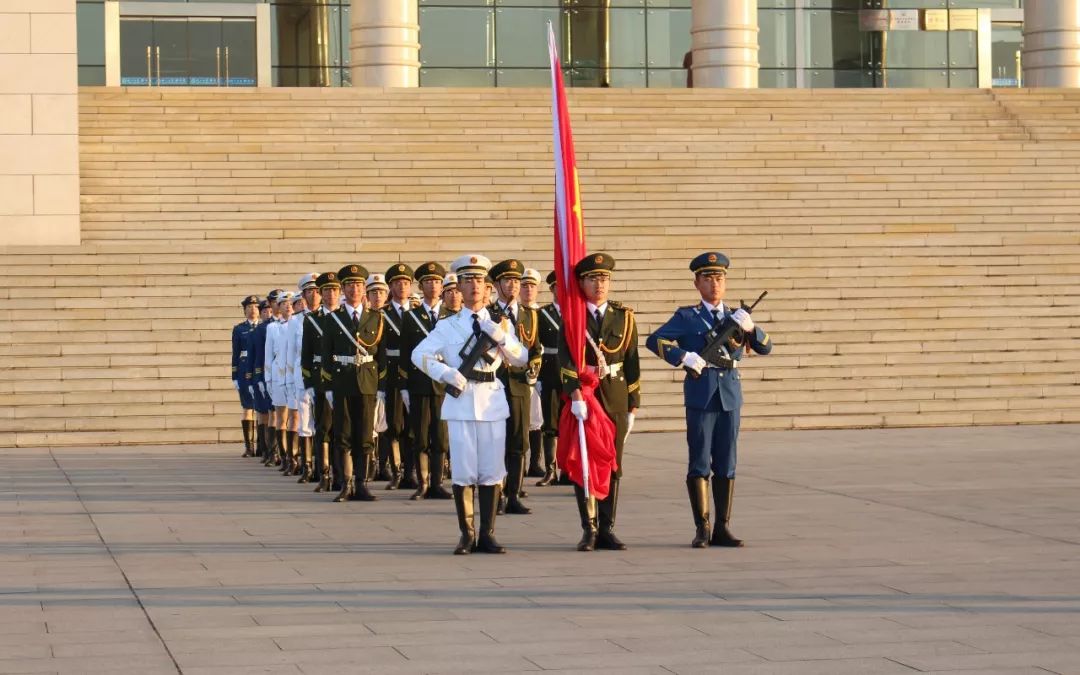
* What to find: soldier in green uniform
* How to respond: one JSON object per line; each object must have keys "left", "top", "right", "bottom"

{"left": 535, "top": 271, "right": 562, "bottom": 486}
{"left": 560, "top": 252, "right": 641, "bottom": 551}
{"left": 320, "top": 264, "right": 388, "bottom": 503}
{"left": 400, "top": 261, "right": 456, "bottom": 500}
{"left": 488, "top": 259, "right": 543, "bottom": 515}
{"left": 380, "top": 264, "right": 415, "bottom": 490}
{"left": 303, "top": 271, "right": 338, "bottom": 491}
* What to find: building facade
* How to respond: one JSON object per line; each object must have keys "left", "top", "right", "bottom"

{"left": 76, "top": 1, "right": 1034, "bottom": 90}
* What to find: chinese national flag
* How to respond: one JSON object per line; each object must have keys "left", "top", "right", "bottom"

{"left": 547, "top": 24, "right": 617, "bottom": 500}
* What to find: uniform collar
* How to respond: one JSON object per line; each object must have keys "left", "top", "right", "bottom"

{"left": 700, "top": 300, "right": 726, "bottom": 315}
{"left": 344, "top": 303, "right": 363, "bottom": 320}
{"left": 499, "top": 300, "right": 518, "bottom": 315}
{"left": 422, "top": 300, "right": 441, "bottom": 314}
{"left": 586, "top": 301, "right": 609, "bottom": 316}
{"left": 391, "top": 299, "right": 408, "bottom": 314}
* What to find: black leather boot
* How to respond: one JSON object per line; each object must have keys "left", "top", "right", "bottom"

{"left": 596, "top": 477, "right": 627, "bottom": 550}
{"left": 333, "top": 476, "right": 354, "bottom": 503}
{"left": 527, "top": 430, "right": 544, "bottom": 477}
{"left": 687, "top": 476, "right": 711, "bottom": 548}
{"left": 255, "top": 423, "right": 266, "bottom": 458}
{"left": 710, "top": 477, "right": 743, "bottom": 547}
{"left": 350, "top": 453, "right": 379, "bottom": 502}
{"left": 573, "top": 483, "right": 598, "bottom": 552}
{"left": 475, "top": 485, "right": 506, "bottom": 553}
{"left": 241, "top": 420, "right": 254, "bottom": 457}
{"left": 410, "top": 452, "right": 429, "bottom": 501}
{"left": 452, "top": 484, "right": 475, "bottom": 555}
{"left": 297, "top": 438, "right": 313, "bottom": 483}
{"left": 505, "top": 454, "right": 532, "bottom": 515}
{"left": 535, "top": 435, "right": 557, "bottom": 486}
{"left": 399, "top": 440, "right": 419, "bottom": 491}
{"left": 315, "top": 465, "right": 332, "bottom": 493}
{"left": 426, "top": 450, "right": 453, "bottom": 499}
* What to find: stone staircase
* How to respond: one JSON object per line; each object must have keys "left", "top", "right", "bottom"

{"left": 0, "top": 86, "right": 1077, "bottom": 447}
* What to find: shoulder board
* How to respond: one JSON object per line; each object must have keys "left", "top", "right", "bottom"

{"left": 608, "top": 301, "right": 632, "bottom": 313}
{"left": 679, "top": 304, "right": 697, "bottom": 311}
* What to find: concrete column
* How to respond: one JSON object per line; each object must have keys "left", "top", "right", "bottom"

{"left": 0, "top": 0, "right": 80, "bottom": 246}
{"left": 1024, "top": 0, "right": 1080, "bottom": 87}
{"left": 350, "top": 0, "right": 419, "bottom": 87}
{"left": 690, "top": 0, "right": 759, "bottom": 88}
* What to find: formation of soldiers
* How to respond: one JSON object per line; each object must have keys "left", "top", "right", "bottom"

{"left": 231, "top": 251, "right": 772, "bottom": 553}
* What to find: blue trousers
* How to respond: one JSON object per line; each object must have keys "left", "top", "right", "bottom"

{"left": 685, "top": 406, "right": 740, "bottom": 479}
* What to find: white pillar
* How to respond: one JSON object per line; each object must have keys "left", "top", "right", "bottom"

{"left": 1024, "top": 0, "right": 1080, "bottom": 87}
{"left": 350, "top": 0, "right": 419, "bottom": 87}
{"left": 0, "top": 0, "right": 80, "bottom": 246}
{"left": 690, "top": 0, "right": 758, "bottom": 88}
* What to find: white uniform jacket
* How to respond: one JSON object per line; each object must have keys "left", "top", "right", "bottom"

{"left": 284, "top": 312, "right": 305, "bottom": 395}
{"left": 263, "top": 320, "right": 280, "bottom": 392}
{"left": 411, "top": 307, "right": 528, "bottom": 422}
{"left": 267, "top": 319, "right": 290, "bottom": 390}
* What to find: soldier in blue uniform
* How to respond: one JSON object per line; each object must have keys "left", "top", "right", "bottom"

{"left": 645, "top": 252, "right": 772, "bottom": 549}
{"left": 233, "top": 295, "right": 261, "bottom": 456}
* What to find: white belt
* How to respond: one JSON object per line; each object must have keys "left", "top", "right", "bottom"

{"left": 385, "top": 349, "right": 401, "bottom": 358}
{"left": 586, "top": 362, "right": 622, "bottom": 379}
{"left": 334, "top": 355, "right": 373, "bottom": 366}
{"left": 313, "top": 355, "right": 322, "bottom": 364}
{"left": 541, "top": 346, "right": 558, "bottom": 356}
{"left": 239, "top": 350, "right": 248, "bottom": 358}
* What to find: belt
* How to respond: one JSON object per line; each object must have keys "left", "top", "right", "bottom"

{"left": 541, "top": 347, "right": 559, "bottom": 356}
{"left": 704, "top": 356, "right": 738, "bottom": 370}
{"left": 333, "top": 354, "right": 373, "bottom": 366}
{"left": 239, "top": 350, "right": 248, "bottom": 357}
{"left": 464, "top": 370, "right": 496, "bottom": 383}
{"left": 313, "top": 355, "right": 322, "bottom": 364}
{"left": 385, "top": 349, "right": 400, "bottom": 358}
{"left": 586, "top": 362, "right": 623, "bottom": 379}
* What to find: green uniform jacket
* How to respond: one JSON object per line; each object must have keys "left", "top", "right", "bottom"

{"left": 320, "top": 305, "right": 387, "bottom": 397}
{"left": 401, "top": 303, "right": 456, "bottom": 397}
{"left": 490, "top": 302, "right": 543, "bottom": 398}
{"left": 559, "top": 300, "right": 641, "bottom": 414}
{"left": 300, "top": 308, "right": 329, "bottom": 392}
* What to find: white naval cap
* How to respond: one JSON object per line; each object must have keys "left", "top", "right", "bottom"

{"left": 276, "top": 291, "right": 295, "bottom": 304}
{"left": 522, "top": 268, "right": 541, "bottom": 285}
{"left": 365, "top": 273, "right": 388, "bottom": 291}
{"left": 442, "top": 273, "right": 458, "bottom": 288}
{"left": 450, "top": 254, "right": 491, "bottom": 278}
{"left": 298, "top": 272, "right": 318, "bottom": 291}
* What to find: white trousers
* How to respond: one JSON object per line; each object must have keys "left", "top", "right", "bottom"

{"left": 529, "top": 384, "right": 542, "bottom": 431}
{"left": 296, "top": 387, "right": 315, "bottom": 438}
{"left": 447, "top": 420, "right": 507, "bottom": 486}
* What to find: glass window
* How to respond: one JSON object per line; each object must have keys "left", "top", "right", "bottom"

{"left": 807, "top": 69, "right": 873, "bottom": 88}
{"left": 568, "top": 8, "right": 645, "bottom": 69}
{"left": 420, "top": 68, "right": 496, "bottom": 86}
{"left": 991, "top": 23, "right": 1023, "bottom": 87}
{"left": 647, "top": 68, "right": 689, "bottom": 88}
{"left": 77, "top": 1, "right": 106, "bottom": 67}
{"left": 805, "top": 9, "right": 868, "bottom": 70}
{"left": 494, "top": 7, "right": 560, "bottom": 68}
{"left": 419, "top": 7, "right": 494, "bottom": 68}
{"left": 572, "top": 67, "right": 646, "bottom": 88}
{"left": 948, "top": 69, "right": 978, "bottom": 87}
{"left": 645, "top": 8, "right": 690, "bottom": 69}
{"left": 759, "top": 9, "right": 795, "bottom": 69}
{"left": 947, "top": 29, "right": 976, "bottom": 68}
{"left": 496, "top": 68, "right": 552, "bottom": 86}
{"left": 883, "top": 69, "right": 949, "bottom": 87}
{"left": 79, "top": 65, "right": 106, "bottom": 86}
{"left": 760, "top": 69, "right": 795, "bottom": 88}
{"left": 882, "top": 31, "right": 947, "bottom": 69}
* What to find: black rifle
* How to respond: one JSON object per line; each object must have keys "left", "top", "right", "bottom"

{"left": 687, "top": 291, "right": 768, "bottom": 378}
{"left": 446, "top": 305, "right": 505, "bottom": 398}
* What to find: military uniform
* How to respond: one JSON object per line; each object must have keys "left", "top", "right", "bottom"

{"left": 411, "top": 254, "right": 529, "bottom": 555}
{"left": 535, "top": 271, "right": 562, "bottom": 485}
{"left": 321, "top": 264, "right": 388, "bottom": 502}
{"left": 253, "top": 290, "right": 283, "bottom": 463}
{"left": 646, "top": 251, "right": 772, "bottom": 548}
{"left": 232, "top": 295, "right": 261, "bottom": 456}
{"left": 380, "top": 264, "right": 415, "bottom": 490}
{"left": 302, "top": 272, "right": 338, "bottom": 490}
{"left": 559, "top": 252, "right": 641, "bottom": 551}
{"left": 488, "top": 259, "right": 543, "bottom": 515}
{"left": 401, "top": 262, "right": 455, "bottom": 500}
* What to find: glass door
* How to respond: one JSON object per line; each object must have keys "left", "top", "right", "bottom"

{"left": 119, "top": 16, "right": 257, "bottom": 87}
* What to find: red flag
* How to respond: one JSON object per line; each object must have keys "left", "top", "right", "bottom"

{"left": 547, "top": 24, "right": 617, "bottom": 500}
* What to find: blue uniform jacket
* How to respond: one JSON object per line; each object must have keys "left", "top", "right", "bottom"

{"left": 645, "top": 303, "right": 772, "bottom": 412}
{"left": 250, "top": 320, "right": 270, "bottom": 391}
{"left": 233, "top": 320, "right": 259, "bottom": 388}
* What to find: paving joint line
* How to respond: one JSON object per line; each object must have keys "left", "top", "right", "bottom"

{"left": 48, "top": 449, "right": 183, "bottom": 674}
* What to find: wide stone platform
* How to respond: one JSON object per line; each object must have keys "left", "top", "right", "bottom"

{"left": 1, "top": 424, "right": 1078, "bottom": 674}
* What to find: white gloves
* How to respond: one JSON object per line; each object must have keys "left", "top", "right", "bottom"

{"left": 326, "top": 391, "right": 334, "bottom": 407}
{"left": 626, "top": 412, "right": 635, "bottom": 436}
{"left": 233, "top": 381, "right": 240, "bottom": 392}
{"left": 731, "top": 308, "right": 754, "bottom": 332}
{"left": 257, "top": 382, "right": 266, "bottom": 396}
{"left": 442, "top": 369, "right": 468, "bottom": 391}
{"left": 248, "top": 385, "right": 255, "bottom": 397}
{"left": 400, "top": 390, "right": 410, "bottom": 412}
{"left": 374, "top": 394, "right": 387, "bottom": 433}
{"left": 479, "top": 317, "right": 506, "bottom": 344}
{"left": 377, "top": 391, "right": 386, "bottom": 403}
{"left": 535, "top": 381, "right": 542, "bottom": 395}
{"left": 571, "top": 400, "right": 588, "bottom": 421}
{"left": 681, "top": 351, "right": 707, "bottom": 375}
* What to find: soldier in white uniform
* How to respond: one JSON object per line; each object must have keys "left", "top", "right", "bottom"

{"left": 264, "top": 292, "right": 293, "bottom": 465}
{"left": 288, "top": 273, "right": 320, "bottom": 480}
{"left": 411, "top": 254, "right": 529, "bottom": 555}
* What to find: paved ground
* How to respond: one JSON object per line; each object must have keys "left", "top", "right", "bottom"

{"left": 1, "top": 425, "right": 1079, "bottom": 674}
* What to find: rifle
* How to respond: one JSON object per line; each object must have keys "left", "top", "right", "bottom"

{"left": 446, "top": 305, "right": 505, "bottom": 398}
{"left": 688, "top": 291, "right": 768, "bottom": 378}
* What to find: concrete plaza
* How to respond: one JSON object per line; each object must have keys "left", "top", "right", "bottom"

{"left": 1, "top": 424, "right": 1078, "bottom": 674}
